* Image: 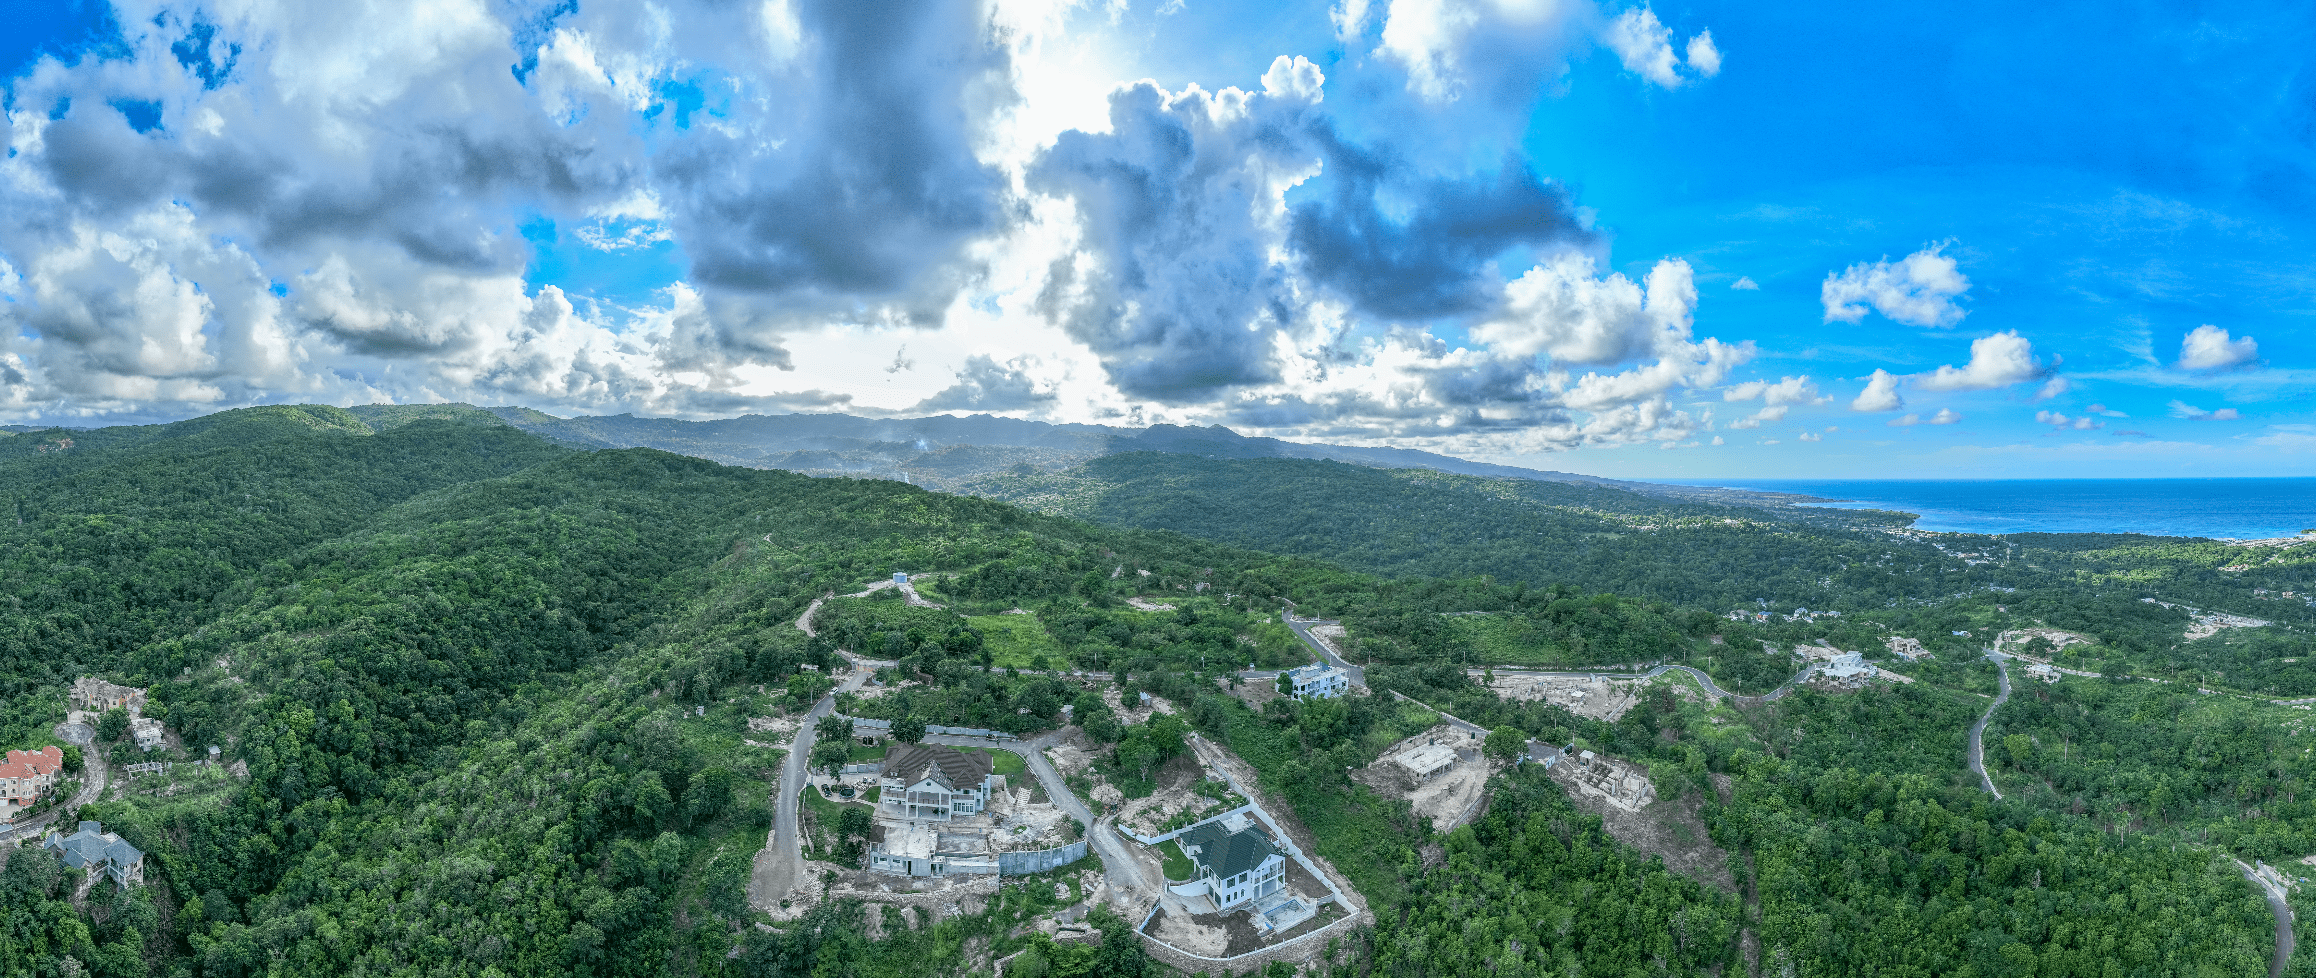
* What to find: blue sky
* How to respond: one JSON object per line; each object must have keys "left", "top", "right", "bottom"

{"left": 0, "top": 0, "right": 2308, "bottom": 478}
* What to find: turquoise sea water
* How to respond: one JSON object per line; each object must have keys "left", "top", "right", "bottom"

{"left": 1651, "top": 478, "right": 2316, "bottom": 540}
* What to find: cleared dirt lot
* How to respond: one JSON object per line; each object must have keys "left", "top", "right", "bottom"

{"left": 1354, "top": 724, "right": 1496, "bottom": 833}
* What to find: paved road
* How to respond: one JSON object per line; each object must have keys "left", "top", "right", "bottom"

{"left": 2236, "top": 858, "right": 2296, "bottom": 978}
{"left": 1282, "top": 614, "right": 1366, "bottom": 687}
{"left": 749, "top": 658, "right": 877, "bottom": 911}
{"left": 1968, "top": 654, "right": 2013, "bottom": 800}
{"left": 1009, "top": 732, "right": 1148, "bottom": 895}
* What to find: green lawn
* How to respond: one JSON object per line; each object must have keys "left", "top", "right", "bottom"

{"left": 849, "top": 740, "right": 888, "bottom": 764}
{"left": 966, "top": 614, "right": 1066, "bottom": 670}
{"left": 950, "top": 744, "right": 1029, "bottom": 776}
{"left": 1156, "top": 840, "right": 1194, "bottom": 882}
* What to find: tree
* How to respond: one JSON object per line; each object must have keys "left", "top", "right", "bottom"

{"left": 1484, "top": 726, "right": 1526, "bottom": 763}
{"left": 1148, "top": 713, "right": 1188, "bottom": 761}
{"left": 59, "top": 745, "right": 81, "bottom": 774}
{"left": 1276, "top": 673, "right": 1294, "bottom": 697}
{"left": 892, "top": 715, "right": 926, "bottom": 745}
{"left": 810, "top": 737, "right": 852, "bottom": 778}
{"left": 1080, "top": 708, "right": 1121, "bottom": 744}
{"left": 814, "top": 715, "right": 854, "bottom": 743}
{"left": 96, "top": 708, "right": 129, "bottom": 743}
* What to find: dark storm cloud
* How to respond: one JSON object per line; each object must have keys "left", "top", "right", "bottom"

{"left": 660, "top": 0, "right": 1014, "bottom": 330}
{"left": 1289, "top": 147, "right": 1590, "bottom": 319}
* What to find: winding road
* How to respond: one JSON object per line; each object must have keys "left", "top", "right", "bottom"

{"left": 2237, "top": 858, "right": 2296, "bottom": 978}
{"left": 1967, "top": 653, "right": 2012, "bottom": 800}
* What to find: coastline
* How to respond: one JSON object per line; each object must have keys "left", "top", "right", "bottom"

{"left": 1646, "top": 477, "right": 2316, "bottom": 541}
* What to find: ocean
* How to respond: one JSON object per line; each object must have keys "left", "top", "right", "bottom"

{"left": 1650, "top": 478, "right": 2316, "bottom": 540}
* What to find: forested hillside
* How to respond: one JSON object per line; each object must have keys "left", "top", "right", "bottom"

{"left": 0, "top": 406, "right": 2306, "bottom": 978}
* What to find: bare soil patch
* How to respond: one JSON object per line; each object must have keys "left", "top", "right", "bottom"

{"left": 1551, "top": 775, "right": 1733, "bottom": 893}
{"left": 1355, "top": 724, "right": 1497, "bottom": 832}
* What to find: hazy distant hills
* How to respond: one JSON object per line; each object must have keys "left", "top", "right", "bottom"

{"left": 336, "top": 403, "right": 1818, "bottom": 510}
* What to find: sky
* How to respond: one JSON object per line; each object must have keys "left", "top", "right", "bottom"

{"left": 0, "top": 0, "right": 2310, "bottom": 479}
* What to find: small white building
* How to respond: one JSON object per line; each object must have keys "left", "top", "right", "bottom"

{"left": 1172, "top": 813, "right": 1285, "bottom": 912}
{"left": 1286, "top": 662, "right": 1349, "bottom": 699}
{"left": 893, "top": 572, "right": 909, "bottom": 584}
{"left": 2025, "top": 662, "right": 2058, "bottom": 682}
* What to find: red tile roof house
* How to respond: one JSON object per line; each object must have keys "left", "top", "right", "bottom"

{"left": 0, "top": 746, "right": 65, "bottom": 822}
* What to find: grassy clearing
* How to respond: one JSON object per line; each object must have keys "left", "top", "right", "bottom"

{"left": 848, "top": 740, "right": 888, "bottom": 763}
{"left": 950, "top": 744, "right": 1029, "bottom": 776}
{"left": 966, "top": 614, "right": 1066, "bottom": 670}
{"left": 1442, "top": 613, "right": 1585, "bottom": 667}
{"left": 1156, "top": 840, "right": 1194, "bottom": 881}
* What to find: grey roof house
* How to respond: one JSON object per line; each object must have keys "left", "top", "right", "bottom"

{"left": 44, "top": 820, "right": 145, "bottom": 887}
{"left": 1173, "top": 812, "right": 1285, "bottom": 911}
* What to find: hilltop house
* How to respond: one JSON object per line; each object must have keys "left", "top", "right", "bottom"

{"left": 71, "top": 677, "right": 146, "bottom": 715}
{"left": 877, "top": 745, "right": 997, "bottom": 822}
{"left": 1285, "top": 662, "right": 1349, "bottom": 700}
{"left": 1174, "top": 813, "right": 1285, "bottom": 912}
{"left": 0, "top": 747, "right": 64, "bottom": 821}
{"left": 44, "top": 821, "right": 144, "bottom": 887}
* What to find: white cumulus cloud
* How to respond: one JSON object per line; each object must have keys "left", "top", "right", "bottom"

{"left": 1849, "top": 368, "right": 1903, "bottom": 411}
{"left": 1723, "top": 375, "right": 1819, "bottom": 405}
{"left": 2176, "top": 325, "right": 2258, "bottom": 371}
{"left": 1603, "top": 7, "right": 1719, "bottom": 88}
{"left": 1916, "top": 331, "right": 2052, "bottom": 391}
{"left": 1821, "top": 242, "right": 1970, "bottom": 328}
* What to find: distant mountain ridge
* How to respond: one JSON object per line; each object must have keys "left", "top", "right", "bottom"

{"left": 335, "top": 404, "right": 1817, "bottom": 509}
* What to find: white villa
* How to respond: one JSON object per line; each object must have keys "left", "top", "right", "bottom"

{"left": 1821, "top": 652, "right": 1876, "bottom": 680}
{"left": 876, "top": 744, "right": 997, "bottom": 822}
{"left": 1172, "top": 813, "right": 1286, "bottom": 912}
{"left": 1285, "top": 662, "right": 1349, "bottom": 700}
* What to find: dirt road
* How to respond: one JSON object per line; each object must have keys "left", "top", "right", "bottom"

{"left": 1968, "top": 654, "right": 2012, "bottom": 800}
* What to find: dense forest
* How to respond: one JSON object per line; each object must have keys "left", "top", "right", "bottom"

{"left": 0, "top": 405, "right": 2309, "bottom": 977}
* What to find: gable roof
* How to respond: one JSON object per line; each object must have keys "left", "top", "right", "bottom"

{"left": 1179, "top": 820, "right": 1279, "bottom": 881}
{"left": 880, "top": 744, "right": 993, "bottom": 791}
{"left": 47, "top": 821, "right": 140, "bottom": 869}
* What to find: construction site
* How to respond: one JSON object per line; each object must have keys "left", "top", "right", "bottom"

{"left": 1483, "top": 672, "right": 1642, "bottom": 721}
{"left": 1353, "top": 724, "right": 1496, "bottom": 832}
{"left": 1549, "top": 749, "right": 1657, "bottom": 813}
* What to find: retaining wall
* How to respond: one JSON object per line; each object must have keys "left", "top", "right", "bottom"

{"left": 997, "top": 841, "right": 1087, "bottom": 875}
{"left": 1116, "top": 803, "right": 1261, "bottom": 845}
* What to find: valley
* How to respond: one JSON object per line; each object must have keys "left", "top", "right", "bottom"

{"left": 0, "top": 405, "right": 2309, "bottom": 977}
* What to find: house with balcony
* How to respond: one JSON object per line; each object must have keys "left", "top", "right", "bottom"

{"left": 44, "top": 821, "right": 144, "bottom": 887}
{"left": 1285, "top": 662, "right": 1349, "bottom": 700}
{"left": 876, "top": 745, "right": 996, "bottom": 822}
{"left": 0, "top": 747, "right": 64, "bottom": 822}
{"left": 1172, "top": 813, "right": 1286, "bottom": 912}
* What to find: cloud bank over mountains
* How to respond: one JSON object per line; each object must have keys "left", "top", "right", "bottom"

{"left": 0, "top": 0, "right": 2290, "bottom": 473}
{"left": 0, "top": 0, "right": 1764, "bottom": 456}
